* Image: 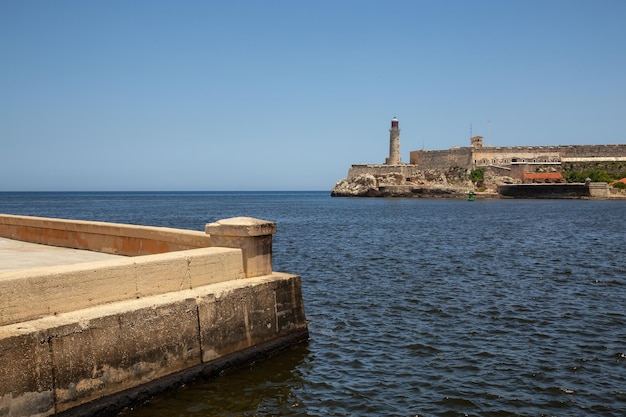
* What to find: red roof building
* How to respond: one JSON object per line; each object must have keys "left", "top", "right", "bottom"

{"left": 523, "top": 172, "right": 564, "bottom": 183}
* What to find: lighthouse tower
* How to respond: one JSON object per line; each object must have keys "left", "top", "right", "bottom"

{"left": 386, "top": 116, "right": 401, "bottom": 165}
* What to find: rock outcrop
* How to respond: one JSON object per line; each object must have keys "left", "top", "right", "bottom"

{"left": 331, "top": 174, "right": 379, "bottom": 197}
{"left": 331, "top": 168, "right": 475, "bottom": 198}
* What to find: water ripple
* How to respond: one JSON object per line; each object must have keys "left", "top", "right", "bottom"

{"left": 3, "top": 193, "right": 624, "bottom": 416}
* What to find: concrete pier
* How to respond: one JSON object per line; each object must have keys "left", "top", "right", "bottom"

{"left": 0, "top": 214, "right": 308, "bottom": 417}
{"left": 0, "top": 238, "right": 123, "bottom": 271}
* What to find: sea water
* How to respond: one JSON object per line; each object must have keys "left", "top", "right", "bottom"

{"left": 1, "top": 192, "right": 625, "bottom": 416}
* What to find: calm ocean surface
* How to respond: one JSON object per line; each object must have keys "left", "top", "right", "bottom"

{"left": 1, "top": 192, "right": 625, "bottom": 416}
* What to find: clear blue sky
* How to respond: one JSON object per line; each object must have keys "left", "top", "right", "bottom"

{"left": 2, "top": 0, "right": 625, "bottom": 191}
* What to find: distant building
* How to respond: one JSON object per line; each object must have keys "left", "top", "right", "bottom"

{"left": 523, "top": 172, "right": 564, "bottom": 183}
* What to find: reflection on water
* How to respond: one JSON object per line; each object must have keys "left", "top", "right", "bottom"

{"left": 121, "top": 344, "right": 311, "bottom": 417}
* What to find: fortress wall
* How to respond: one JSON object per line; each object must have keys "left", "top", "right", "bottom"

{"left": 472, "top": 147, "right": 561, "bottom": 164}
{"left": 346, "top": 164, "right": 422, "bottom": 180}
{"left": 557, "top": 144, "right": 626, "bottom": 159}
{"left": 409, "top": 148, "right": 472, "bottom": 169}
{"left": 407, "top": 144, "right": 626, "bottom": 170}
{"left": 470, "top": 144, "right": 626, "bottom": 161}
{"left": 346, "top": 145, "right": 626, "bottom": 177}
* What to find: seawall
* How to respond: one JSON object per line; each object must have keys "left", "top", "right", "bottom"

{"left": 0, "top": 215, "right": 308, "bottom": 417}
{"left": 497, "top": 182, "right": 610, "bottom": 199}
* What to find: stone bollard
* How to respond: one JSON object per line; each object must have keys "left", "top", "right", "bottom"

{"left": 205, "top": 217, "right": 276, "bottom": 278}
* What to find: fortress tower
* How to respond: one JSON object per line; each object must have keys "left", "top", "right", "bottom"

{"left": 471, "top": 135, "right": 484, "bottom": 148}
{"left": 386, "top": 116, "right": 401, "bottom": 165}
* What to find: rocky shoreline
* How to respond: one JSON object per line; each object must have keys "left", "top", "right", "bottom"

{"left": 331, "top": 176, "right": 472, "bottom": 198}
{"left": 330, "top": 168, "right": 492, "bottom": 198}
{"left": 330, "top": 169, "right": 626, "bottom": 199}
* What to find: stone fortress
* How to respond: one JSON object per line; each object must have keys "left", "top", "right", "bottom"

{"left": 331, "top": 117, "right": 626, "bottom": 198}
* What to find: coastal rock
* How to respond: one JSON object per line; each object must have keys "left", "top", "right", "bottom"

{"left": 331, "top": 170, "right": 474, "bottom": 198}
{"left": 331, "top": 174, "right": 379, "bottom": 197}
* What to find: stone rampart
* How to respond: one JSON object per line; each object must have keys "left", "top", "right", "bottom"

{"left": 472, "top": 146, "right": 561, "bottom": 165}
{"left": 347, "top": 164, "right": 421, "bottom": 181}
{"left": 409, "top": 148, "right": 472, "bottom": 169}
{"left": 0, "top": 215, "right": 308, "bottom": 417}
{"left": 557, "top": 144, "right": 626, "bottom": 159}
{"left": 408, "top": 144, "right": 626, "bottom": 169}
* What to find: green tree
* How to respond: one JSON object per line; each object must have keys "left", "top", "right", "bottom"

{"left": 565, "top": 169, "right": 613, "bottom": 183}
{"left": 470, "top": 168, "right": 484, "bottom": 183}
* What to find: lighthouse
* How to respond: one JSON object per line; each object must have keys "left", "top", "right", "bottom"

{"left": 386, "top": 116, "right": 401, "bottom": 165}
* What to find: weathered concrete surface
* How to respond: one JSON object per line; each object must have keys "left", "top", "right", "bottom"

{"left": 198, "top": 274, "right": 307, "bottom": 362}
{"left": 0, "top": 215, "right": 308, "bottom": 417}
{"left": 0, "top": 273, "right": 307, "bottom": 417}
{"left": 588, "top": 182, "right": 610, "bottom": 198}
{"left": 0, "top": 247, "right": 244, "bottom": 326}
{"left": 0, "top": 214, "right": 275, "bottom": 279}
{"left": 50, "top": 297, "right": 201, "bottom": 413}
{"left": 0, "top": 328, "right": 55, "bottom": 417}
{"left": 0, "top": 214, "right": 212, "bottom": 256}
{"left": 206, "top": 217, "right": 276, "bottom": 277}
{"left": 0, "top": 238, "right": 123, "bottom": 272}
